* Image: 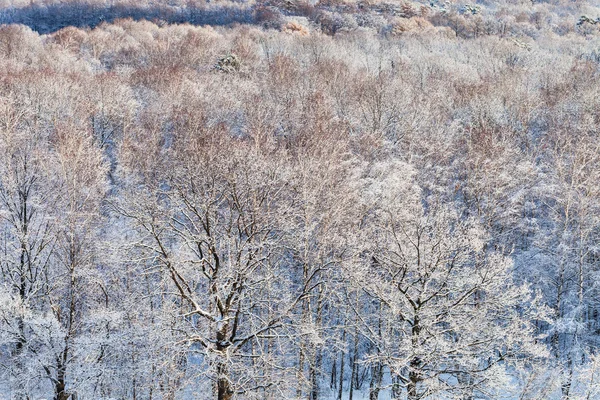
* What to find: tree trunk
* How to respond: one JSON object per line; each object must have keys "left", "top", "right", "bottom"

{"left": 217, "top": 362, "right": 233, "bottom": 400}
{"left": 330, "top": 359, "right": 337, "bottom": 390}
{"left": 55, "top": 334, "right": 71, "bottom": 400}
{"left": 349, "top": 320, "right": 359, "bottom": 400}
{"left": 217, "top": 325, "right": 233, "bottom": 400}
{"left": 369, "top": 363, "right": 382, "bottom": 400}
{"left": 14, "top": 195, "right": 29, "bottom": 400}
{"left": 407, "top": 370, "right": 419, "bottom": 400}
{"left": 349, "top": 354, "right": 356, "bottom": 400}
{"left": 297, "top": 347, "right": 305, "bottom": 398}
{"left": 55, "top": 382, "right": 69, "bottom": 400}
{"left": 457, "top": 373, "right": 474, "bottom": 400}
{"left": 55, "top": 353, "right": 69, "bottom": 400}
{"left": 309, "top": 287, "right": 324, "bottom": 400}
{"left": 370, "top": 302, "right": 383, "bottom": 400}
{"left": 391, "top": 374, "right": 403, "bottom": 399}
{"left": 407, "top": 314, "right": 422, "bottom": 400}
{"left": 310, "top": 349, "right": 321, "bottom": 400}
{"left": 337, "top": 329, "right": 346, "bottom": 400}
{"left": 561, "top": 358, "right": 573, "bottom": 400}
{"left": 297, "top": 261, "right": 311, "bottom": 399}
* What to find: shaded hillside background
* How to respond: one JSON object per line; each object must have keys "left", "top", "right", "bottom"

{"left": 2, "top": 0, "right": 600, "bottom": 36}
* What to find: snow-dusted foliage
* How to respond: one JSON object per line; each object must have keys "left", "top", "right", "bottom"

{"left": 0, "top": 1, "right": 600, "bottom": 398}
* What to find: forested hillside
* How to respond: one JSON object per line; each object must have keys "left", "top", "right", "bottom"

{"left": 0, "top": 0, "right": 600, "bottom": 399}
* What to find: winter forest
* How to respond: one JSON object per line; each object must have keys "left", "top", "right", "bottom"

{"left": 1, "top": 0, "right": 600, "bottom": 399}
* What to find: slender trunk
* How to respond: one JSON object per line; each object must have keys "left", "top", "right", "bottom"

{"left": 297, "top": 347, "right": 305, "bottom": 398}
{"left": 14, "top": 299, "right": 26, "bottom": 400}
{"left": 391, "top": 374, "right": 402, "bottom": 399}
{"left": 297, "top": 260, "right": 311, "bottom": 399}
{"left": 349, "top": 318, "right": 359, "bottom": 400}
{"left": 54, "top": 245, "right": 77, "bottom": 400}
{"left": 55, "top": 327, "right": 71, "bottom": 400}
{"left": 561, "top": 357, "right": 573, "bottom": 400}
{"left": 55, "top": 354, "right": 69, "bottom": 400}
{"left": 149, "top": 364, "right": 155, "bottom": 400}
{"left": 576, "top": 230, "right": 585, "bottom": 356}
{"left": 264, "top": 329, "right": 272, "bottom": 400}
{"left": 14, "top": 194, "right": 29, "bottom": 400}
{"left": 310, "top": 350, "right": 321, "bottom": 400}
{"left": 369, "top": 302, "right": 383, "bottom": 400}
{"left": 369, "top": 364, "right": 382, "bottom": 400}
{"left": 337, "top": 329, "right": 346, "bottom": 400}
{"left": 553, "top": 209, "right": 570, "bottom": 361}
{"left": 330, "top": 359, "right": 337, "bottom": 390}
{"left": 348, "top": 354, "right": 355, "bottom": 400}
{"left": 407, "top": 314, "right": 422, "bottom": 400}
{"left": 407, "top": 370, "right": 419, "bottom": 400}
{"left": 310, "top": 289, "right": 324, "bottom": 400}
{"left": 349, "top": 342, "right": 358, "bottom": 400}
{"left": 552, "top": 263, "right": 564, "bottom": 359}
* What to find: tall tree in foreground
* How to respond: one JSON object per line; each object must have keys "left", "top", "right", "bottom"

{"left": 531, "top": 130, "right": 600, "bottom": 398}
{"left": 116, "top": 125, "right": 322, "bottom": 399}
{"left": 0, "top": 97, "right": 58, "bottom": 399}
{"left": 48, "top": 124, "right": 109, "bottom": 399}
{"left": 351, "top": 159, "right": 546, "bottom": 400}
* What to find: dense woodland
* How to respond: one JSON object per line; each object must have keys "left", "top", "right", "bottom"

{"left": 1, "top": 0, "right": 600, "bottom": 398}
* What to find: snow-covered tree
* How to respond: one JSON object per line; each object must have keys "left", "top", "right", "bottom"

{"left": 351, "top": 160, "right": 546, "bottom": 399}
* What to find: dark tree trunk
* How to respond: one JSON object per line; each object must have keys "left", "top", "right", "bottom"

{"left": 349, "top": 322, "right": 359, "bottom": 400}
{"left": 217, "top": 362, "right": 233, "bottom": 400}
{"left": 349, "top": 354, "right": 356, "bottom": 400}
{"left": 217, "top": 326, "right": 233, "bottom": 400}
{"left": 310, "top": 349, "right": 321, "bottom": 400}
{"left": 407, "top": 314, "right": 422, "bottom": 400}
{"left": 310, "top": 287, "right": 324, "bottom": 400}
{"left": 561, "top": 358, "right": 573, "bottom": 400}
{"left": 369, "top": 363, "right": 382, "bottom": 400}
{"left": 370, "top": 302, "right": 383, "bottom": 400}
{"left": 337, "top": 329, "right": 346, "bottom": 400}
{"left": 55, "top": 354, "right": 69, "bottom": 400}
{"left": 330, "top": 359, "right": 337, "bottom": 390}
{"left": 297, "top": 347, "right": 305, "bottom": 399}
